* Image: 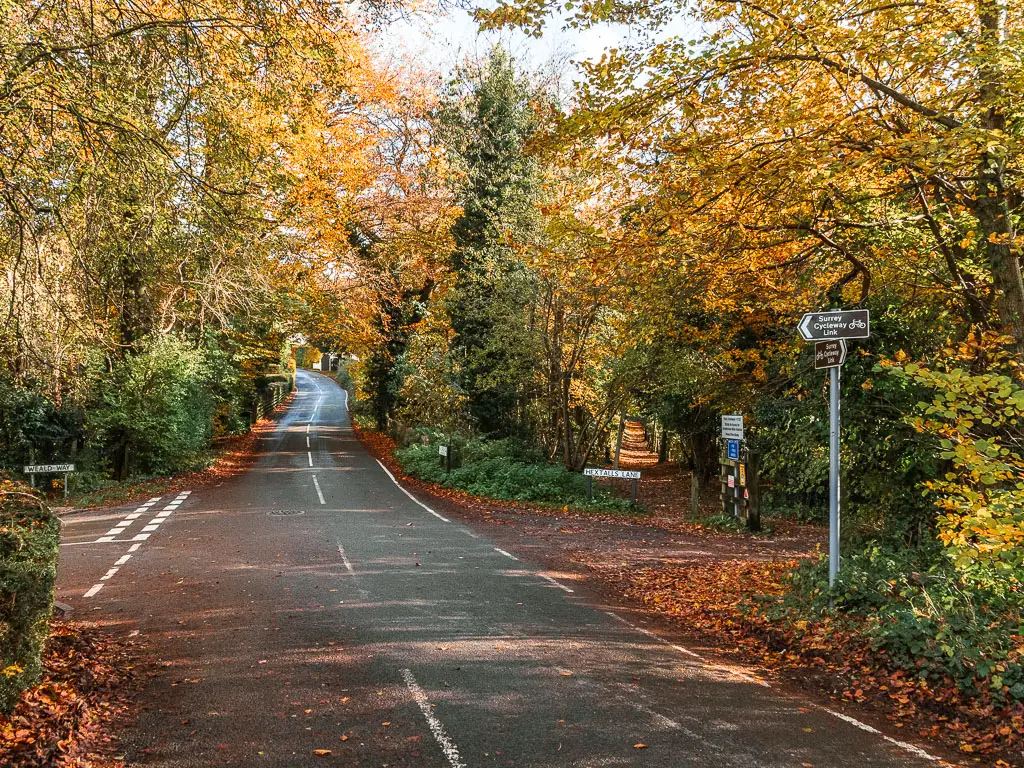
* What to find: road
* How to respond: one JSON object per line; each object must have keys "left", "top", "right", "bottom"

{"left": 57, "top": 370, "right": 942, "bottom": 767}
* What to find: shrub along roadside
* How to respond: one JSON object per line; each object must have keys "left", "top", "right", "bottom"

{"left": 394, "top": 439, "right": 640, "bottom": 514}
{"left": 0, "top": 480, "right": 59, "bottom": 714}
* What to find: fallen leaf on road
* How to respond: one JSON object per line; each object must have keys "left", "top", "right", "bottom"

{"left": 382, "top": 721, "right": 391, "bottom": 726}
{"left": 339, "top": 735, "right": 349, "bottom": 741}
{"left": 634, "top": 743, "right": 647, "bottom": 749}
{"left": 559, "top": 671, "right": 573, "bottom": 677}
{"left": 313, "top": 748, "right": 332, "bottom": 756}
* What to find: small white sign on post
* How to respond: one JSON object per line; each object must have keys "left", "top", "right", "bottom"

{"left": 438, "top": 445, "right": 448, "bottom": 457}
{"left": 583, "top": 468, "right": 641, "bottom": 480}
{"left": 24, "top": 464, "right": 75, "bottom": 474}
{"left": 721, "top": 414, "right": 744, "bottom": 441}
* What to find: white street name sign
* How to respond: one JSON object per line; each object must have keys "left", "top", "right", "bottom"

{"left": 583, "top": 467, "right": 641, "bottom": 480}
{"left": 24, "top": 464, "right": 75, "bottom": 473}
{"left": 438, "top": 445, "right": 448, "bottom": 457}
{"left": 798, "top": 309, "right": 870, "bottom": 341}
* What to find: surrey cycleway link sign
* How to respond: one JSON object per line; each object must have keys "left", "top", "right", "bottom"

{"left": 798, "top": 309, "right": 870, "bottom": 341}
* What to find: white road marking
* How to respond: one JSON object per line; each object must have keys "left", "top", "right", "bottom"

{"left": 96, "top": 535, "right": 115, "bottom": 543}
{"left": 307, "top": 451, "right": 313, "bottom": 467}
{"left": 129, "top": 543, "right": 142, "bottom": 552}
{"left": 142, "top": 524, "right": 159, "bottom": 532}
{"left": 83, "top": 584, "right": 103, "bottom": 598}
{"left": 341, "top": 389, "right": 349, "bottom": 412}
{"left": 312, "top": 475, "right": 326, "bottom": 505}
{"left": 375, "top": 459, "right": 450, "bottom": 522}
{"left": 306, "top": 435, "right": 310, "bottom": 448}
{"left": 401, "top": 669, "right": 466, "bottom": 768}
{"left": 306, "top": 423, "right": 311, "bottom": 434}
{"left": 132, "top": 533, "right": 151, "bottom": 541}
{"left": 603, "top": 610, "right": 768, "bottom": 686}
{"left": 539, "top": 574, "right": 574, "bottom": 593}
{"left": 115, "top": 554, "right": 132, "bottom": 566}
{"left": 494, "top": 547, "right": 518, "bottom": 561}
{"left": 100, "top": 567, "right": 118, "bottom": 580}
{"left": 459, "top": 528, "right": 480, "bottom": 539}
{"left": 337, "top": 544, "right": 356, "bottom": 575}
{"left": 823, "top": 708, "right": 940, "bottom": 761}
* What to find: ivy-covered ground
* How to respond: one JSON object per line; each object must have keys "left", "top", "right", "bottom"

{"left": 359, "top": 427, "right": 1021, "bottom": 767}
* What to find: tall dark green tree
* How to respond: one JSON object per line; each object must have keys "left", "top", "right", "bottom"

{"left": 437, "top": 47, "right": 542, "bottom": 438}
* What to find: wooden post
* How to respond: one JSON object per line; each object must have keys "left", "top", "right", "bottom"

{"left": 689, "top": 459, "right": 699, "bottom": 517}
{"left": 747, "top": 450, "right": 761, "bottom": 532}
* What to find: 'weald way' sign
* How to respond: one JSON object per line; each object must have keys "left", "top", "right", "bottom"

{"left": 24, "top": 464, "right": 75, "bottom": 474}
{"left": 583, "top": 467, "right": 641, "bottom": 480}
{"left": 798, "top": 309, "right": 870, "bottom": 341}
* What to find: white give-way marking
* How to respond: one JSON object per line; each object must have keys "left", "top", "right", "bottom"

{"left": 83, "top": 491, "right": 191, "bottom": 598}
{"left": 401, "top": 668, "right": 466, "bottom": 768}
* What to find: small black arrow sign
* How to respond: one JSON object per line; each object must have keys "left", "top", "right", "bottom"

{"left": 814, "top": 340, "right": 847, "bottom": 369}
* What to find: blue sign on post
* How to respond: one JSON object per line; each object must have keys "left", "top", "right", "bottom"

{"left": 727, "top": 439, "right": 740, "bottom": 460}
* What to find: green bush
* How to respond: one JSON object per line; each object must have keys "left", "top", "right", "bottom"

{"left": 778, "top": 545, "right": 1024, "bottom": 703}
{"left": 395, "top": 440, "right": 639, "bottom": 513}
{"left": 86, "top": 335, "right": 216, "bottom": 477}
{"left": 0, "top": 482, "right": 59, "bottom": 713}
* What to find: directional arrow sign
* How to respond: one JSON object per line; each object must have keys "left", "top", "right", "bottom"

{"left": 798, "top": 309, "right": 870, "bottom": 341}
{"left": 814, "top": 340, "right": 847, "bottom": 369}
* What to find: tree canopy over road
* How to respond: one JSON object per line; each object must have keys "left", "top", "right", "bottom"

{"left": 4, "top": 0, "right": 1024, "bottom": 759}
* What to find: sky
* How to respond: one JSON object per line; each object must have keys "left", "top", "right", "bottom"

{"left": 374, "top": 3, "right": 703, "bottom": 80}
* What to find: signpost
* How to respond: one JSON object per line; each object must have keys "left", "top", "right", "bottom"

{"left": 438, "top": 445, "right": 451, "bottom": 473}
{"left": 583, "top": 467, "right": 641, "bottom": 504}
{"left": 24, "top": 464, "right": 75, "bottom": 500}
{"left": 798, "top": 309, "right": 869, "bottom": 341}
{"left": 727, "top": 439, "right": 740, "bottom": 461}
{"left": 797, "top": 309, "right": 871, "bottom": 587}
{"left": 814, "top": 340, "right": 847, "bottom": 370}
{"left": 721, "top": 414, "right": 744, "bottom": 441}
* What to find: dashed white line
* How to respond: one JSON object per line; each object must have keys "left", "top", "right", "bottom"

{"left": 306, "top": 435, "right": 310, "bottom": 448}
{"left": 100, "top": 567, "right": 118, "bottom": 580}
{"left": 459, "top": 528, "right": 480, "bottom": 539}
{"left": 540, "top": 574, "right": 574, "bottom": 593}
{"left": 129, "top": 542, "right": 142, "bottom": 552}
{"left": 307, "top": 451, "right": 313, "bottom": 467}
{"left": 312, "top": 475, "right": 326, "bottom": 505}
{"left": 494, "top": 547, "right": 518, "bottom": 561}
{"left": 375, "top": 459, "right": 450, "bottom": 522}
{"left": 114, "top": 554, "right": 132, "bottom": 566}
{"left": 84, "top": 584, "right": 103, "bottom": 598}
{"left": 132, "top": 533, "right": 151, "bottom": 541}
{"left": 142, "top": 524, "right": 159, "bottom": 532}
{"left": 400, "top": 669, "right": 466, "bottom": 768}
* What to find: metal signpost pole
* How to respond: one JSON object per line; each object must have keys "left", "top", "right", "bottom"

{"left": 829, "top": 365, "right": 841, "bottom": 587}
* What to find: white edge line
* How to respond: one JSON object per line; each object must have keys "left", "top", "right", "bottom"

{"left": 375, "top": 459, "right": 450, "bottom": 522}
{"left": 540, "top": 574, "right": 574, "bottom": 593}
{"left": 823, "top": 708, "right": 941, "bottom": 762}
{"left": 494, "top": 547, "right": 518, "bottom": 561}
{"left": 312, "top": 475, "right": 326, "bottom": 505}
{"left": 401, "top": 669, "right": 466, "bottom": 768}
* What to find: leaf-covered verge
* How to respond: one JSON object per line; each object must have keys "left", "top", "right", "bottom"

{"left": 394, "top": 435, "right": 641, "bottom": 514}
{"left": 0, "top": 620, "right": 137, "bottom": 768}
{"left": 610, "top": 554, "right": 1024, "bottom": 764}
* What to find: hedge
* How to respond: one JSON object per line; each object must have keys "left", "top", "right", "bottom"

{"left": 0, "top": 481, "right": 59, "bottom": 713}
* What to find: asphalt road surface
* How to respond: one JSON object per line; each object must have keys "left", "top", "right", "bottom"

{"left": 57, "top": 371, "right": 943, "bottom": 768}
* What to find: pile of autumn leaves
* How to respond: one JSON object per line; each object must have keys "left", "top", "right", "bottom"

{"left": 614, "top": 560, "right": 1023, "bottom": 765}
{"left": 0, "top": 622, "right": 134, "bottom": 767}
